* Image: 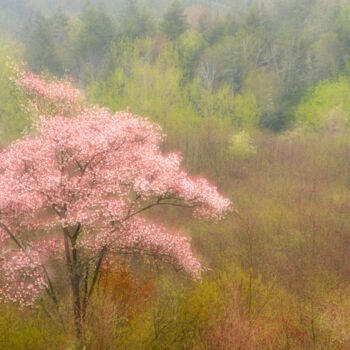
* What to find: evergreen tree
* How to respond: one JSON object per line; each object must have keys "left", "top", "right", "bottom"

{"left": 24, "top": 12, "right": 62, "bottom": 75}
{"left": 161, "top": 0, "right": 188, "bottom": 41}
{"left": 177, "top": 30, "right": 207, "bottom": 82}
{"left": 118, "top": 0, "right": 154, "bottom": 40}
{"left": 0, "top": 0, "right": 33, "bottom": 37}
{"left": 73, "top": 3, "right": 115, "bottom": 82}
{"left": 49, "top": 8, "right": 69, "bottom": 44}
{"left": 49, "top": 8, "right": 72, "bottom": 73}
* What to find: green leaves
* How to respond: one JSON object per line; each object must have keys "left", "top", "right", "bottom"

{"left": 161, "top": 0, "right": 188, "bottom": 41}
{"left": 0, "top": 43, "right": 31, "bottom": 145}
{"left": 295, "top": 77, "right": 350, "bottom": 132}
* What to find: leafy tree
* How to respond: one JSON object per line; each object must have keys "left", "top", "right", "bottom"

{"left": 204, "top": 17, "right": 227, "bottom": 45}
{"left": 295, "top": 77, "right": 350, "bottom": 131}
{"left": 0, "top": 69, "right": 232, "bottom": 342}
{"left": 306, "top": 33, "right": 343, "bottom": 83}
{"left": 335, "top": 1, "right": 350, "bottom": 56}
{"left": 0, "top": 0, "right": 34, "bottom": 36}
{"left": 161, "top": 0, "right": 188, "bottom": 41}
{"left": 214, "top": 31, "right": 261, "bottom": 91}
{"left": 243, "top": 4, "right": 265, "bottom": 35}
{"left": 242, "top": 67, "right": 282, "bottom": 124}
{"left": 117, "top": 0, "right": 155, "bottom": 40}
{"left": 48, "top": 8, "right": 72, "bottom": 73}
{"left": 87, "top": 43, "right": 186, "bottom": 132}
{"left": 177, "top": 30, "right": 207, "bottom": 81}
{"left": 24, "top": 12, "right": 62, "bottom": 75}
{"left": 186, "top": 79, "right": 260, "bottom": 129}
{"left": 49, "top": 8, "right": 69, "bottom": 44}
{"left": 87, "top": 43, "right": 260, "bottom": 175}
{"left": 0, "top": 44, "right": 30, "bottom": 144}
{"left": 73, "top": 3, "right": 115, "bottom": 82}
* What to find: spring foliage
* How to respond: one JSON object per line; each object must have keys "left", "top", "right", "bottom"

{"left": 295, "top": 77, "right": 350, "bottom": 131}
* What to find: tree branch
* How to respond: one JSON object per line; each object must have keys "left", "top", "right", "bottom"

{"left": 87, "top": 247, "right": 107, "bottom": 300}
{"left": 124, "top": 197, "right": 191, "bottom": 221}
{"left": 81, "top": 246, "right": 107, "bottom": 319}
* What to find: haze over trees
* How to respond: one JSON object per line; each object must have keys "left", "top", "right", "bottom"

{"left": 2, "top": 0, "right": 350, "bottom": 348}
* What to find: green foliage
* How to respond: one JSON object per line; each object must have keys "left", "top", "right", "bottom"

{"left": 24, "top": 12, "right": 63, "bottom": 75}
{"left": 335, "top": 1, "right": 350, "bottom": 56}
{"left": 87, "top": 44, "right": 260, "bottom": 177}
{"left": 118, "top": 0, "right": 155, "bottom": 40}
{"left": 48, "top": 8, "right": 72, "bottom": 73}
{"left": 243, "top": 67, "right": 282, "bottom": 118}
{"left": 142, "top": 277, "right": 221, "bottom": 349}
{"left": 2, "top": 0, "right": 349, "bottom": 132}
{"left": 0, "top": 305, "right": 65, "bottom": 350}
{"left": 295, "top": 77, "right": 350, "bottom": 131}
{"left": 185, "top": 80, "right": 260, "bottom": 128}
{"left": 177, "top": 30, "right": 207, "bottom": 81}
{"left": 0, "top": 1, "right": 33, "bottom": 35}
{"left": 161, "top": 0, "right": 188, "bottom": 41}
{"left": 204, "top": 17, "right": 227, "bottom": 45}
{"left": 0, "top": 43, "right": 30, "bottom": 144}
{"left": 307, "top": 33, "right": 344, "bottom": 83}
{"left": 73, "top": 3, "right": 115, "bottom": 82}
{"left": 232, "top": 90, "right": 261, "bottom": 128}
{"left": 229, "top": 131, "right": 257, "bottom": 159}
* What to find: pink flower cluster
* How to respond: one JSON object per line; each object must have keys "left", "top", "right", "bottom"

{"left": 16, "top": 71, "right": 80, "bottom": 104}
{"left": 11, "top": 66, "right": 82, "bottom": 117}
{"left": 0, "top": 248, "right": 47, "bottom": 306}
{"left": 81, "top": 217, "right": 202, "bottom": 277}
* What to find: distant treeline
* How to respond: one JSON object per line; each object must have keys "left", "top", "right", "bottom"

{"left": 1, "top": 0, "right": 350, "bottom": 144}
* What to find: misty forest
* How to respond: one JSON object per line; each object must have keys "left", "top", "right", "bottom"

{"left": 2, "top": 0, "right": 350, "bottom": 349}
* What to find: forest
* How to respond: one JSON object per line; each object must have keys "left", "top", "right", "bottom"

{"left": 2, "top": 0, "right": 350, "bottom": 349}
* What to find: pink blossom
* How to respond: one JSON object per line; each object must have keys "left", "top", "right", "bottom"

{"left": 0, "top": 70, "right": 234, "bottom": 307}
{"left": 10, "top": 65, "right": 83, "bottom": 117}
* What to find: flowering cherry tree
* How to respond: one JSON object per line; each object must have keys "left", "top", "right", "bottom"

{"left": 0, "top": 69, "right": 232, "bottom": 337}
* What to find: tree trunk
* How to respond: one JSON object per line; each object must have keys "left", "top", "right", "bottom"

{"left": 63, "top": 226, "right": 83, "bottom": 343}
{"left": 72, "top": 274, "right": 82, "bottom": 340}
